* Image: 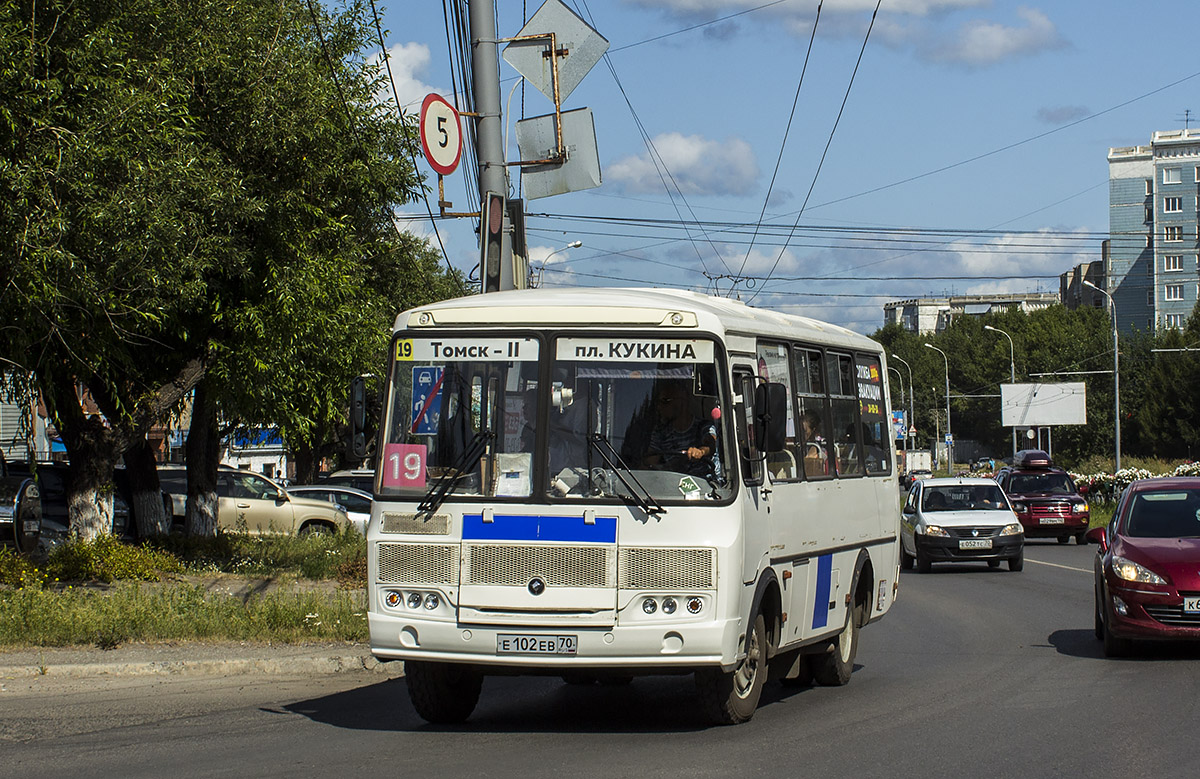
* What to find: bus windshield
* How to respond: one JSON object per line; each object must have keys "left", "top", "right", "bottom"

{"left": 378, "top": 333, "right": 732, "bottom": 505}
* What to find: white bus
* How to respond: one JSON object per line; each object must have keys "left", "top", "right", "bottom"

{"left": 362, "top": 287, "right": 900, "bottom": 725}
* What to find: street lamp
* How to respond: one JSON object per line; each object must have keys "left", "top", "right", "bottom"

{"left": 530, "top": 240, "right": 583, "bottom": 287}
{"left": 924, "top": 342, "right": 952, "bottom": 472}
{"left": 983, "top": 325, "right": 1017, "bottom": 460}
{"left": 890, "top": 353, "right": 915, "bottom": 447}
{"left": 1083, "top": 279, "right": 1121, "bottom": 472}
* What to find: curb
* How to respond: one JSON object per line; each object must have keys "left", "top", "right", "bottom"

{"left": 0, "top": 654, "right": 406, "bottom": 680}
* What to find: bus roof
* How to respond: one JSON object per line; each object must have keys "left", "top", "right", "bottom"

{"left": 395, "top": 287, "right": 881, "bottom": 354}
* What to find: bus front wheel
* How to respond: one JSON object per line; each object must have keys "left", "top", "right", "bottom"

{"left": 695, "top": 613, "right": 767, "bottom": 725}
{"left": 813, "top": 602, "right": 861, "bottom": 686}
{"left": 405, "top": 660, "right": 483, "bottom": 724}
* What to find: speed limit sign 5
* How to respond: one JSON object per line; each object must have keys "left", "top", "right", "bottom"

{"left": 419, "top": 93, "right": 462, "bottom": 176}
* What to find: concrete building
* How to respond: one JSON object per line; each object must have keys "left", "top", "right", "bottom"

{"left": 1060, "top": 259, "right": 1107, "bottom": 310}
{"left": 883, "top": 292, "right": 1059, "bottom": 335}
{"left": 1107, "top": 130, "right": 1200, "bottom": 333}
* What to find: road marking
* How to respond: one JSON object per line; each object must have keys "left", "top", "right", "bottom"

{"left": 1027, "top": 558, "right": 1090, "bottom": 574}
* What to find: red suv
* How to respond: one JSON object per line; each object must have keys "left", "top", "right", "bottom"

{"left": 994, "top": 449, "right": 1090, "bottom": 544}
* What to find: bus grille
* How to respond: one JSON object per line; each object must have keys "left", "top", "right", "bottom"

{"left": 463, "top": 544, "right": 613, "bottom": 588}
{"left": 377, "top": 542, "right": 459, "bottom": 586}
{"left": 618, "top": 547, "right": 716, "bottom": 590}
{"left": 381, "top": 512, "right": 450, "bottom": 535}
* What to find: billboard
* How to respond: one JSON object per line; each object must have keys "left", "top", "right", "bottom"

{"left": 1000, "top": 383, "right": 1086, "bottom": 427}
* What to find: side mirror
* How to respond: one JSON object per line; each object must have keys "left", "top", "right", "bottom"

{"left": 1084, "top": 526, "right": 1107, "bottom": 551}
{"left": 753, "top": 382, "right": 787, "bottom": 453}
{"left": 902, "top": 505, "right": 916, "bottom": 515}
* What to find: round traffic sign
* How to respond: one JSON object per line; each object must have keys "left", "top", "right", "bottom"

{"left": 419, "top": 93, "right": 462, "bottom": 176}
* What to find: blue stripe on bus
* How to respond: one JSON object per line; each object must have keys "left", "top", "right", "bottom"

{"left": 812, "top": 554, "right": 833, "bottom": 630}
{"left": 461, "top": 514, "right": 617, "bottom": 543}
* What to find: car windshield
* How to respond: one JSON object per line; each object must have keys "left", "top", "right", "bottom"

{"left": 1008, "top": 472, "right": 1074, "bottom": 495}
{"left": 1125, "top": 489, "right": 1200, "bottom": 538}
{"left": 922, "top": 484, "right": 1008, "bottom": 512}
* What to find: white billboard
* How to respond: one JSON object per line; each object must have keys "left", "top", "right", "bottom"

{"left": 1000, "top": 383, "right": 1086, "bottom": 427}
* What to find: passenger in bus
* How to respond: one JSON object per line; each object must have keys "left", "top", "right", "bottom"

{"left": 800, "top": 410, "right": 828, "bottom": 477}
{"left": 643, "top": 381, "right": 719, "bottom": 480}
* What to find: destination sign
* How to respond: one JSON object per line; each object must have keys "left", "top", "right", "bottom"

{"left": 396, "top": 337, "right": 539, "bottom": 362}
{"left": 556, "top": 338, "right": 714, "bottom": 362}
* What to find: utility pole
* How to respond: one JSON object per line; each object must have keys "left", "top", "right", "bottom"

{"left": 468, "top": 0, "right": 515, "bottom": 292}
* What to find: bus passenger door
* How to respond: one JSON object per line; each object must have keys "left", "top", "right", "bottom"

{"left": 733, "top": 367, "right": 771, "bottom": 590}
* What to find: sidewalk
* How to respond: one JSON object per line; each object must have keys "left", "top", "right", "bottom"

{"left": 0, "top": 641, "right": 405, "bottom": 680}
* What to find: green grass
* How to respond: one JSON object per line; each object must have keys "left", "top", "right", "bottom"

{"left": 0, "top": 531, "right": 368, "bottom": 648}
{"left": 0, "top": 584, "right": 367, "bottom": 647}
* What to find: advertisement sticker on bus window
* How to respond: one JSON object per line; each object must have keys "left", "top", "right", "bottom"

{"left": 410, "top": 366, "right": 443, "bottom": 435}
{"left": 382, "top": 443, "right": 427, "bottom": 489}
{"left": 397, "top": 337, "right": 539, "bottom": 362}
{"left": 556, "top": 338, "right": 714, "bottom": 362}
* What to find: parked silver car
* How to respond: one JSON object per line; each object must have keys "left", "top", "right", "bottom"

{"left": 159, "top": 465, "right": 351, "bottom": 535}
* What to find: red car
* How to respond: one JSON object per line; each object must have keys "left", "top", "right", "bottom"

{"left": 1088, "top": 477, "right": 1200, "bottom": 657}
{"left": 995, "top": 450, "right": 1089, "bottom": 544}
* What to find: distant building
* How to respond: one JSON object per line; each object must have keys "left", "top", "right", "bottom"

{"left": 883, "top": 292, "right": 1059, "bottom": 335}
{"left": 1060, "top": 259, "right": 1107, "bottom": 310}
{"left": 1107, "top": 130, "right": 1200, "bottom": 333}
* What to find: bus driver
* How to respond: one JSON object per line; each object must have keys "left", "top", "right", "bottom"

{"left": 643, "top": 381, "right": 720, "bottom": 480}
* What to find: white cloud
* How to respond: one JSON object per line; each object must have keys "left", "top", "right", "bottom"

{"left": 372, "top": 42, "right": 446, "bottom": 116}
{"left": 924, "top": 7, "right": 1065, "bottom": 67}
{"left": 944, "top": 227, "right": 1090, "bottom": 289}
{"left": 607, "top": 132, "right": 759, "bottom": 195}
{"left": 1036, "top": 105, "right": 1089, "bottom": 125}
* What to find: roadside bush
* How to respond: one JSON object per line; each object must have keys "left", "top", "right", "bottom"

{"left": 0, "top": 546, "right": 47, "bottom": 589}
{"left": 145, "top": 528, "right": 365, "bottom": 580}
{"left": 46, "top": 535, "right": 184, "bottom": 583}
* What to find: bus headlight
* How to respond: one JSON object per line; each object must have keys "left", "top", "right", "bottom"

{"left": 424, "top": 593, "right": 440, "bottom": 610}
{"left": 384, "top": 591, "right": 402, "bottom": 608}
{"left": 407, "top": 592, "right": 423, "bottom": 609}
{"left": 642, "top": 598, "right": 657, "bottom": 614}
{"left": 687, "top": 597, "right": 703, "bottom": 614}
{"left": 661, "top": 597, "right": 678, "bottom": 614}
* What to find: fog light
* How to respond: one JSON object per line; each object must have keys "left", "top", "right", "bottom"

{"left": 384, "top": 591, "right": 401, "bottom": 608}
{"left": 407, "top": 592, "right": 423, "bottom": 609}
{"left": 686, "top": 597, "right": 703, "bottom": 614}
{"left": 662, "top": 597, "right": 678, "bottom": 614}
{"left": 642, "top": 598, "right": 657, "bottom": 614}
{"left": 1113, "top": 595, "right": 1129, "bottom": 617}
{"left": 424, "top": 593, "right": 440, "bottom": 610}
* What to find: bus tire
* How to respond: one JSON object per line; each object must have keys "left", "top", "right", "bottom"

{"left": 405, "top": 660, "right": 483, "bottom": 724}
{"left": 813, "top": 601, "right": 861, "bottom": 687}
{"left": 695, "top": 613, "right": 767, "bottom": 725}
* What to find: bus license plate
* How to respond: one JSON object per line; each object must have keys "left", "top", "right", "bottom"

{"left": 1184, "top": 597, "right": 1200, "bottom": 614}
{"left": 497, "top": 634, "right": 578, "bottom": 656}
{"left": 959, "top": 539, "right": 992, "bottom": 550}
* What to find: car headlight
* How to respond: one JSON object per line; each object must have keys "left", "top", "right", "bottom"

{"left": 921, "top": 525, "right": 949, "bottom": 537}
{"left": 1073, "top": 502, "right": 1088, "bottom": 514}
{"left": 1011, "top": 501, "right": 1027, "bottom": 513}
{"left": 1111, "top": 556, "right": 1166, "bottom": 585}
{"left": 1000, "top": 523, "right": 1023, "bottom": 536}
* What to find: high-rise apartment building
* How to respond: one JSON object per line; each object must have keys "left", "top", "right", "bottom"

{"left": 1108, "top": 130, "right": 1200, "bottom": 333}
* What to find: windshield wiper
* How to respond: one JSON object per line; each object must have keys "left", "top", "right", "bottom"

{"left": 588, "top": 434, "right": 665, "bottom": 518}
{"left": 418, "top": 431, "right": 494, "bottom": 516}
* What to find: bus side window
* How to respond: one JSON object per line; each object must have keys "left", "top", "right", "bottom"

{"left": 827, "top": 352, "right": 862, "bottom": 478}
{"left": 795, "top": 346, "right": 833, "bottom": 479}
{"left": 733, "top": 370, "right": 763, "bottom": 486}
{"left": 756, "top": 342, "right": 797, "bottom": 481}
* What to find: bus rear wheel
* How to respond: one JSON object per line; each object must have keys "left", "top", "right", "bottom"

{"left": 813, "top": 602, "right": 861, "bottom": 686}
{"left": 405, "top": 660, "right": 483, "bottom": 724}
{"left": 695, "top": 613, "right": 767, "bottom": 725}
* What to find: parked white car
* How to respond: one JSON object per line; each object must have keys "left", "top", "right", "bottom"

{"left": 900, "top": 477, "right": 1025, "bottom": 573}
{"left": 287, "top": 485, "right": 372, "bottom": 535}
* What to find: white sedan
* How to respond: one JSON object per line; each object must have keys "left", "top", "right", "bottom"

{"left": 900, "top": 477, "right": 1024, "bottom": 573}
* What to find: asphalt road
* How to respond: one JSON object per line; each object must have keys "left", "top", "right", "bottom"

{"left": 4, "top": 540, "right": 1200, "bottom": 779}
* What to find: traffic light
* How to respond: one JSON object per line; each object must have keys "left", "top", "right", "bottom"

{"left": 481, "top": 191, "right": 505, "bottom": 293}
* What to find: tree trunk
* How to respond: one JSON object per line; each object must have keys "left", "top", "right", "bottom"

{"left": 45, "top": 373, "right": 119, "bottom": 541}
{"left": 291, "top": 441, "right": 317, "bottom": 485}
{"left": 185, "top": 379, "right": 220, "bottom": 537}
{"left": 124, "top": 437, "right": 170, "bottom": 537}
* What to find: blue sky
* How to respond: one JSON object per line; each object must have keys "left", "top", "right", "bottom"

{"left": 383, "top": 0, "right": 1199, "bottom": 333}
